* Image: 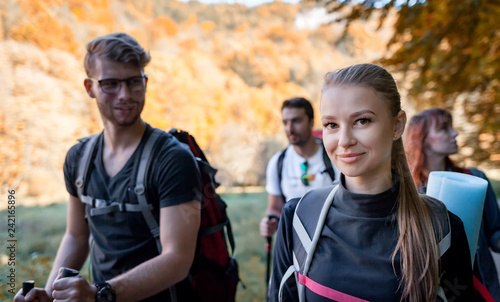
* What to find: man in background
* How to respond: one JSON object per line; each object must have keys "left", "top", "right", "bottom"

{"left": 260, "top": 97, "right": 339, "bottom": 238}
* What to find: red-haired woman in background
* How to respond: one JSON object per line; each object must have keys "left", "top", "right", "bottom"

{"left": 405, "top": 108, "right": 500, "bottom": 301}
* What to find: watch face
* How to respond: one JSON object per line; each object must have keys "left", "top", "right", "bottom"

{"left": 97, "top": 288, "right": 115, "bottom": 302}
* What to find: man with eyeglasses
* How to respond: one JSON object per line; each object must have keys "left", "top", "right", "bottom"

{"left": 15, "top": 33, "right": 201, "bottom": 302}
{"left": 260, "top": 97, "right": 340, "bottom": 238}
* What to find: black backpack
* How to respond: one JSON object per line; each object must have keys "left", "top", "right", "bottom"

{"left": 277, "top": 186, "right": 451, "bottom": 302}
{"left": 75, "top": 128, "right": 240, "bottom": 302}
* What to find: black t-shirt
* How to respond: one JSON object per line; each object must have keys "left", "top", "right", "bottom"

{"left": 270, "top": 175, "right": 474, "bottom": 302}
{"left": 64, "top": 124, "right": 201, "bottom": 301}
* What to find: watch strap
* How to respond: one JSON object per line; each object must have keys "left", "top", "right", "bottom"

{"left": 94, "top": 282, "right": 116, "bottom": 302}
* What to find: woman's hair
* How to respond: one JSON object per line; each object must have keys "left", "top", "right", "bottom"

{"left": 404, "top": 108, "right": 463, "bottom": 187}
{"left": 322, "top": 64, "right": 440, "bottom": 301}
{"left": 84, "top": 32, "right": 151, "bottom": 77}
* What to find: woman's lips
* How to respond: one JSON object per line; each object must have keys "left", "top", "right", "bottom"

{"left": 337, "top": 153, "right": 365, "bottom": 164}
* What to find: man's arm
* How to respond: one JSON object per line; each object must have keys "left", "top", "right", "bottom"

{"left": 52, "top": 200, "right": 201, "bottom": 302}
{"left": 260, "top": 194, "right": 285, "bottom": 237}
{"left": 14, "top": 195, "right": 90, "bottom": 302}
{"left": 46, "top": 195, "right": 90, "bottom": 295}
{"left": 109, "top": 200, "right": 200, "bottom": 301}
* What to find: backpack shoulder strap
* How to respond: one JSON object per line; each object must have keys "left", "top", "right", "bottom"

{"left": 295, "top": 185, "right": 338, "bottom": 274}
{"left": 420, "top": 194, "right": 451, "bottom": 256}
{"left": 321, "top": 144, "right": 335, "bottom": 182}
{"left": 278, "top": 185, "right": 338, "bottom": 302}
{"left": 277, "top": 148, "right": 287, "bottom": 201}
{"left": 420, "top": 194, "right": 451, "bottom": 302}
{"left": 135, "top": 128, "right": 166, "bottom": 253}
{"left": 75, "top": 134, "right": 100, "bottom": 202}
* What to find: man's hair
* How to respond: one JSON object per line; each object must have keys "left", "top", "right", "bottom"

{"left": 281, "top": 97, "right": 314, "bottom": 121}
{"left": 84, "top": 33, "right": 151, "bottom": 77}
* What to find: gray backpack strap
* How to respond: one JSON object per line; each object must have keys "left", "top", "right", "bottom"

{"left": 438, "top": 212, "right": 452, "bottom": 257}
{"left": 74, "top": 133, "right": 153, "bottom": 216}
{"left": 278, "top": 185, "right": 339, "bottom": 302}
{"left": 301, "top": 186, "right": 338, "bottom": 274}
{"left": 437, "top": 211, "right": 451, "bottom": 302}
{"left": 421, "top": 194, "right": 451, "bottom": 302}
{"left": 135, "top": 128, "right": 163, "bottom": 253}
{"left": 75, "top": 134, "right": 100, "bottom": 201}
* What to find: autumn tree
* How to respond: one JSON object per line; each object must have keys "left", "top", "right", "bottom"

{"left": 311, "top": 0, "right": 500, "bottom": 166}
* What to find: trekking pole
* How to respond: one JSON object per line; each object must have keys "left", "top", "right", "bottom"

{"left": 22, "top": 280, "right": 35, "bottom": 295}
{"left": 61, "top": 267, "right": 79, "bottom": 278}
{"left": 265, "top": 214, "right": 279, "bottom": 299}
{"left": 19, "top": 268, "right": 77, "bottom": 297}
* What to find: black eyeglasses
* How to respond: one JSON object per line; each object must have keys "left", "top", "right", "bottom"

{"left": 88, "top": 75, "right": 148, "bottom": 96}
{"left": 300, "top": 161, "right": 309, "bottom": 186}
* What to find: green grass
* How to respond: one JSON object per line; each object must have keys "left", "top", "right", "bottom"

{"left": 490, "top": 178, "right": 500, "bottom": 199}
{"left": 0, "top": 192, "right": 269, "bottom": 302}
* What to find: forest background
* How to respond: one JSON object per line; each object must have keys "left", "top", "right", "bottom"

{"left": 1, "top": 0, "right": 500, "bottom": 301}
{"left": 1, "top": 0, "right": 499, "bottom": 206}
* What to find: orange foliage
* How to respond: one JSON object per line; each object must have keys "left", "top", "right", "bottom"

{"left": 201, "top": 21, "right": 216, "bottom": 34}
{"left": 152, "top": 16, "right": 178, "bottom": 38}
{"left": 179, "top": 38, "right": 198, "bottom": 50}
{"left": 2, "top": 0, "right": 421, "bottom": 200}
{"left": 10, "top": 14, "right": 79, "bottom": 53}
{"left": 267, "top": 26, "right": 302, "bottom": 45}
{"left": 67, "top": 0, "right": 114, "bottom": 32}
{"left": 16, "top": 0, "right": 53, "bottom": 16}
{"left": 234, "top": 24, "right": 248, "bottom": 34}
{"left": 186, "top": 14, "right": 198, "bottom": 26}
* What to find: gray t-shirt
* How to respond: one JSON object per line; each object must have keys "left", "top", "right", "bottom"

{"left": 64, "top": 124, "right": 201, "bottom": 301}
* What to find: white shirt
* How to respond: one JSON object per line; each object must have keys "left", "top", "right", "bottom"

{"left": 265, "top": 144, "right": 340, "bottom": 202}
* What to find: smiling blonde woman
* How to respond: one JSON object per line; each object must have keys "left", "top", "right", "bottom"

{"left": 269, "top": 64, "right": 474, "bottom": 302}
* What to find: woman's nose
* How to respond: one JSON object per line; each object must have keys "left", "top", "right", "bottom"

{"left": 338, "top": 128, "right": 356, "bottom": 148}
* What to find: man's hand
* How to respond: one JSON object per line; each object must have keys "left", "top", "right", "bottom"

{"left": 51, "top": 267, "right": 97, "bottom": 302}
{"left": 14, "top": 288, "right": 52, "bottom": 302}
{"left": 261, "top": 194, "right": 284, "bottom": 238}
{"left": 260, "top": 215, "right": 279, "bottom": 238}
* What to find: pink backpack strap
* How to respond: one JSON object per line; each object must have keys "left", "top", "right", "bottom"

{"left": 297, "top": 273, "right": 369, "bottom": 302}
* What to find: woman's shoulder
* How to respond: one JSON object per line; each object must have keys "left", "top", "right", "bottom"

{"left": 465, "top": 167, "right": 488, "bottom": 179}
{"left": 420, "top": 194, "right": 447, "bottom": 215}
{"left": 419, "top": 194, "right": 452, "bottom": 235}
{"left": 282, "top": 186, "right": 337, "bottom": 219}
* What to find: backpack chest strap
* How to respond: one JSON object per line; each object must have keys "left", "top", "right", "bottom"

{"left": 80, "top": 195, "right": 153, "bottom": 216}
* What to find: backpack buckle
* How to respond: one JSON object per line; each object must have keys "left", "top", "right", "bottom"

{"left": 75, "top": 177, "right": 83, "bottom": 188}
{"left": 135, "top": 185, "right": 145, "bottom": 195}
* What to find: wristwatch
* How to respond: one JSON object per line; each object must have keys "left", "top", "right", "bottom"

{"left": 95, "top": 282, "right": 116, "bottom": 302}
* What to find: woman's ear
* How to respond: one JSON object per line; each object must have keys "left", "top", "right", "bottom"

{"left": 84, "top": 79, "right": 96, "bottom": 98}
{"left": 394, "top": 110, "right": 407, "bottom": 140}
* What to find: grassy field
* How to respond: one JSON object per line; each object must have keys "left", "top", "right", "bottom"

{"left": 0, "top": 191, "right": 269, "bottom": 302}
{"left": 491, "top": 178, "right": 500, "bottom": 198}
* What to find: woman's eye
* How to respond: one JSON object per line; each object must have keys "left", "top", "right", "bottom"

{"left": 355, "top": 118, "right": 371, "bottom": 125}
{"left": 324, "top": 122, "right": 338, "bottom": 129}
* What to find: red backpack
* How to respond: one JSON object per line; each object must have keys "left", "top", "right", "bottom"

{"left": 169, "top": 128, "right": 241, "bottom": 302}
